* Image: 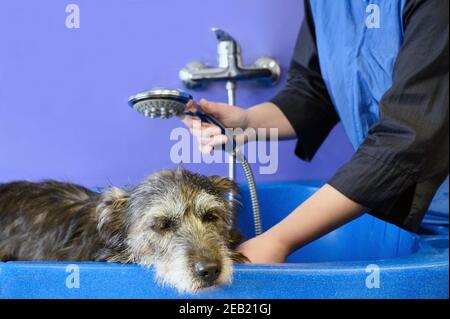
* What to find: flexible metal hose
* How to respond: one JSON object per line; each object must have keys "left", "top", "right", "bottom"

{"left": 235, "top": 149, "right": 262, "bottom": 236}
{"left": 224, "top": 82, "right": 262, "bottom": 236}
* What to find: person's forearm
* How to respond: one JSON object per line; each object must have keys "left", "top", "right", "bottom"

{"left": 264, "top": 184, "right": 365, "bottom": 255}
{"left": 246, "top": 102, "right": 296, "bottom": 139}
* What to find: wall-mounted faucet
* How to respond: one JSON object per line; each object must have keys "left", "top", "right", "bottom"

{"left": 179, "top": 28, "right": 280, "bottom": 105}
{"left": 179, "top": 28, "right": 281, "bottom": 182}
{"left": 180, "top": 28, "right": 280, "bottom": 89}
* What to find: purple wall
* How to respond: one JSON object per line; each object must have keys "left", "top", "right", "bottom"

{"left": 0, "top": 0, "right": 354, "bottom": 187}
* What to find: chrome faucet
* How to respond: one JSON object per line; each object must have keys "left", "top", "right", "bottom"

{"left": 180, "top": 28, "right": 280, "bottom": 91}
{"left": 179, "top": 28, "right": 281, "bottom": 182}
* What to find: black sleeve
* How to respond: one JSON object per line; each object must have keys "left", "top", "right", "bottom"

{"left": 270, "top": 0, "right": 339, "bottom": 161}
{"left": 328, "top": 0, "right": 449, "bottom": 231}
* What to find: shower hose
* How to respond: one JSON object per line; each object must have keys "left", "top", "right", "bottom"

{"left": 235, "top": 149, "right": 262, "bottom": 236}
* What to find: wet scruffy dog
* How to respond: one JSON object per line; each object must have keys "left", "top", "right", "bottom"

{"left": 0, "top": 168, "right": 247, "bottom": 292}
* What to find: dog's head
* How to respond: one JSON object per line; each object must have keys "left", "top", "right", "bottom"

{"left": 96, "top": 168, "right": 247, "bottom": 293}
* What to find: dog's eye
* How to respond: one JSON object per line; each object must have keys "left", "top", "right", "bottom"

{"left": 202, "top": 212, "right": 219, "bottom": 223}
{"left": 151, "top": 217, "right": 176, "bottom": 232}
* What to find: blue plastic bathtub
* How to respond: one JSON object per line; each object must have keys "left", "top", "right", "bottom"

{"left": 0, "top": 182, "right": 448, "bottom": 299}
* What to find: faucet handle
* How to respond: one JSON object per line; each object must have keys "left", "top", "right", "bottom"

{"left": 211, "top": 28, "right": 236, "bottom": 43}
{"left": 211, "top": 28, "right": 241, "bottom": 68}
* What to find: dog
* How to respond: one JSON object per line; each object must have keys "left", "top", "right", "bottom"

{"left": 0, "top": 168, "right": 248, "bottom": 292}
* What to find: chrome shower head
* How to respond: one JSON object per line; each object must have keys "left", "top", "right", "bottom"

{"left": 128, "top": 89, "right": 192, "bottom": 119}
{"left": 128, "top": 87, "right": 228, "bottom": 143}
{"left": 128, "top": 88, "right": 226, "bottom": 132}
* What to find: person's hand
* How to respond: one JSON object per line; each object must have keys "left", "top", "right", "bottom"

{"left": 236, "top": 232, "right": 290, "bottom": 264}
{"left": 237, "top": 184, "right": 365, "bottom": 264}
{"left": 182, "top": 99, "right": 250, "bottom": 154}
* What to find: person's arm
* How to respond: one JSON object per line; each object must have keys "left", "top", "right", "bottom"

{"left": 183, "top": 100, "right": 296, "bottom": 154}
{"left": 245, "top": 102, "right": 297, "bottom": 139}
{"left": 239, "top": 0, "right": 449, "bottom": 263}
{"left": 237, "top": 184, "right": 365, "bottom": 263}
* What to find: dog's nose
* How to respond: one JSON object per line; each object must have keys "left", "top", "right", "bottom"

{"left": 194, "top": 260, "right": 221, "bottom": 282}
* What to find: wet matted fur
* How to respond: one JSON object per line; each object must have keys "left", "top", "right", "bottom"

{"left": 0, "top": 168, "right": 247, "bottom": 292}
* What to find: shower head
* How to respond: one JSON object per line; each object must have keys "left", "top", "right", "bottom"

{"left": 128, "top": 89, "right": 192, "bottom": 119}
{"left": 128, "top": 88, "right": 228, "bottom": 139}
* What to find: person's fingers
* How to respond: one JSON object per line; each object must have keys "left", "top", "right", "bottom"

{"left": 207, "top": 134, "right": 228, "bottom": 147}
{"left": 196, "top": 135, "right": 214, "bottom": 145}
{"left": 183, "top": 109, "right": 228, "bottom": 151}
{"left": 199, "top": 125, "right": 222, "bottom": 138}
{"left": 190, "top": 122, "right": 220, "bottom": 138}
{"left": 198, "top": 99, "right": 230, "bottom": 118}
{"left": 198, "top": 144, "right": 213, "bottom": 155}
{"left": 196, "top": 132, "right": 227, "bottom": 146}
{"left": 182, "top": 115, "right": 195, "bottom": 128}
{"left": 197, "top": 99, "right": 210, "bottom": 112}
{"left": 184, "top": 100, "right": 197, "bottom": 112}
{"left": 182, "top": 114, "right": 207, "bottom": 128}
{"left": 185, "top": 116, "right": 212, "bottom": 132}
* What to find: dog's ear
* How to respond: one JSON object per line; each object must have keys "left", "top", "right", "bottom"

{"left": 96, "top": 187, "right": 129, "bottom": 246}
{"left": 208, "top": 176, "right": 239, "bottom": 195}
{"left": 230, "top": 250, "right": 250, "bottom": 264}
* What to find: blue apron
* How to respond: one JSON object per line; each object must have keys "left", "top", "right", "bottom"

{"left": 309, "top": 0, "right": 449, "bottom": 223}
